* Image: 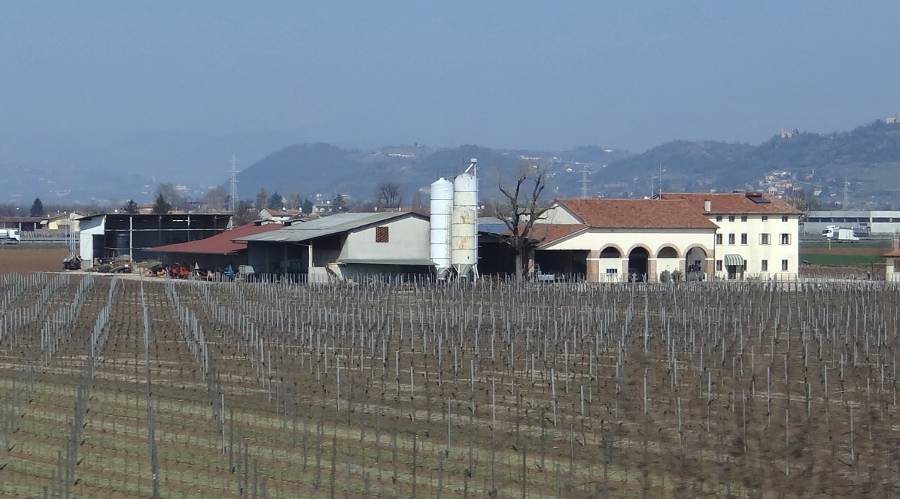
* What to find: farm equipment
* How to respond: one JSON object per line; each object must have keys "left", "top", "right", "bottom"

{"left": 63, "top": 254, "right": 82, "bottom": 270}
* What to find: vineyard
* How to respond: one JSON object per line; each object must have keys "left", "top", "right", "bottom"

{"left": 1, "top": 274, "right": 899, "bottom": 497}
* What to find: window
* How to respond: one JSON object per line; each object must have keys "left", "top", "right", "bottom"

{"left": 716, "top": 260, "right": 723, "bottom": 271}
{"left": 716, "top": 234, "right": 723, "bottom": 245}
{"left": 728, "top": 234, "right": 735, "bottom": 245}
{"left": 375, "top": 226, "right": 389, "bottom": 243}
{"left": 728, "top": 216, "right": 735, "bottom": 222}
{"left": 781, "top": 216, "right": 789, "bottom": 222}
{"left": 761, "top": 260, "right": 768, "bottom": 272}
{"left": 760, "top": 233, "right": 770, "bottom": 245}
{"left": 762, "top": 215, "right": 768, "bottom": 222}
{"left": 716, "top": 215, "right": 723, "bottom": 222}
{"left": 605, "top": 268, "right": 618, "bottom": 275}
{"left": 740, "top": 233, "right": 748, "bottom": 245}
{"left": 740, "top": 215, "right": 748, "bottom": 222}
{"left": 781, "top": 259, "right": 789, "bottom": 271}
{"left": 780, "top": 233, "right": 790, "bottom": 245}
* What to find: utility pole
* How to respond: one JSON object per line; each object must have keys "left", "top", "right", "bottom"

{"left": 842, "top": 176, "right": 849, "bottom": 208}
{"left": 229, "top": 154, "right": 239, "bottom": 214}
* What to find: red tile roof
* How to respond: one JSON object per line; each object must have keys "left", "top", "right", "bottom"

{"left": 557, "top": 199, "right": 719, "bottom": 229}
{"left": 885, "top": 240, "right": 900, "bottom": 257}
{"left": 147, "top": 223, "right": 282, "bottom": 255}
{"left": 660, "top": 192, "right": 801, "bottom": 214}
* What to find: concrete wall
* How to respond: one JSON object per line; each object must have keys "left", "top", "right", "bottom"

{"left": 710, "top": 214, "right": 799, "bottom": 279}
{"left": 339, "top": 216, "right": 430, "bottom": 261}
{"left": 541, "top": 228, "right": 715, "bottom": 282}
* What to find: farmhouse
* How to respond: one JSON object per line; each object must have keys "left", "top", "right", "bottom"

{"left": 237, "top": 211, "right": 432, "bottom": 281}
{"left": 534, "top": 199, "right": 718, "bottom": 282}
{"left": 885, "top": 239, "right": 900, "bottom": 282}
{"left": 661, "top": 192, "right": 801, "bottom": 279}
{"left": 78, "top": 213, "right": 231, "bottom": 264}
{"left": 145, "top": 222, "right": 282, "bottom": 271}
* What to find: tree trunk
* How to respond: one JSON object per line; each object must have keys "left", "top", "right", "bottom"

{"left": 515, "top": 251, "right": 524, "bottom": 282}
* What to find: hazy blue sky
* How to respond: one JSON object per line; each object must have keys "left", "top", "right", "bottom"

{"left": 3, "top": 1, "right": 899, "bottom": 152}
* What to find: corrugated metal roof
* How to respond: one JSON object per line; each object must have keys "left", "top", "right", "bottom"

{"left": 146, "top": 223, "right": 282, "bottom": 255}
{"left": 238, "top": 212, "right": 424, "bottom": 243}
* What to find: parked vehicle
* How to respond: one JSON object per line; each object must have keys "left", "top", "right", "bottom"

{"left": 0, "top": 229, "right": 21, "bottom": 244}
{"left": 821, "top": 225, "right": 860, "bottom": 241}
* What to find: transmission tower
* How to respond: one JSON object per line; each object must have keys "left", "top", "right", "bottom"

{"left": 229, "top": 154, "right": 238, "bottom": 213}
{"left": 579, "top": 165, "right": 590, "bottom": 198}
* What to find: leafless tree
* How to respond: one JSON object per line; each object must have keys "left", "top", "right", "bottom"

{"left": 375, "top": 182, "right": 402, "bottom": 210}
{"left": 205, "top": 186, "right": 228, "bottom": 212}
{"left": 490, "top": 164, "right": 553, "bottom": 280}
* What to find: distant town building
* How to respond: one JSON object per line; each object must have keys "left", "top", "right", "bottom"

{"left": 885, "top": 239, "right": 900, "bottom": 282}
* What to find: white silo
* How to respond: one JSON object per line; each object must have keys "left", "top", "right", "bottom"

{"left": 430, "top": 178, "right": 454, "bottom": 277}
{"left": 451, "top": 159, "right": 478, "bottom": 279}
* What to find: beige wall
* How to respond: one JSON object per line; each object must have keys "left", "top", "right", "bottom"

{"left": 887, "top": 257, "right": 899, "bottom": 282}
{"left": 340, "top": 216, "right": 430, "bottom": 261}
{"left": 710, "top": 214, "right": 799, "bottom": 279}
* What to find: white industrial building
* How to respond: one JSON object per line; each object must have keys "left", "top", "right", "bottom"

{"left": 531, "top": 192, "right": 801, "bottom": 282}
{"left": 803, "top": 210, "right": 900, "bottom": 236}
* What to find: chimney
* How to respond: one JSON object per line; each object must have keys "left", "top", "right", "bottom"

{"left": 703, "top": 200, "right": 712, "bottom": 214}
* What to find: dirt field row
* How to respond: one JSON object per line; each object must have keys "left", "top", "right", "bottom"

{"left": 0, "top": 247, "right": 68, "bottom": 273}
{"left": 1, "top": 276, "right": 898, "bottom": 497}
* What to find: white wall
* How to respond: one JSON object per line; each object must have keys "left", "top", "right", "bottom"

{"left": 79, "top": 216, "right": 105, "bottom": 262}
{"left": 710, "top": 214, "right": 799, "bottom": 279}
{"left": 539, "top": 204, "right": 582, "bottom": 224}
{"left": 887, "top": 257, "right": 899, "bottom": 282}
{"left": 340, "top": 216, "right": 430, "bottom": 261}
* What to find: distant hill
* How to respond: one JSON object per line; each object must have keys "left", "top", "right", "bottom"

{"left": 595, "top": 120, "right": 900, "bottom": 207}
{"left": 235, "top": 143, "right": 625, "bottom": 202}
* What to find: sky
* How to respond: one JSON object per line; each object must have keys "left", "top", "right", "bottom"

{"left": 2, "top": 1, "right": 900, "bottom": 155}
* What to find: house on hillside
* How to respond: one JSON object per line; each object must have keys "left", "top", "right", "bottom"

{"left": 259, "top": 208, "right": 301, "bottom": 222}
{"left": 146, "top": 222, "right": 283, "bottom": 271}
{"left": 535, "top": 199, "right": 718, "bottom": 282}
{"left": 660, "top": 192, "right": 801, "bottom": 279}
{"left": 236, "top": 211, "right": 431, "bottom": 281}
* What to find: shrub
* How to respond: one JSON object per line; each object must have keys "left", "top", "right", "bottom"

{"left": 659, "top": 270, "right": 671, "bottom": 283}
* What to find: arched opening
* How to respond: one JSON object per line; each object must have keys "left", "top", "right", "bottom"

{"left": 627, "top": 247, "right": 649, "bottom": 282}
{"left": 685, "top": 246, "right": 708, "bottom": 281}
{"left": 657, "top": 246, "right": 678, "bottom": 258}
{"left": 600, "top": 247, "right": 622, "bottom": 258}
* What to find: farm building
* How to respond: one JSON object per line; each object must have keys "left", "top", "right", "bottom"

{"left": 804, "top": 210, "right": 900, "bottom": 236}
{"left": 530, "top": 192, "right": 800, "bottom": 282}
{"left": 661, "top": 192, "right": 801, "bottom": 279}
{"left": 535, "top": 199, "right": 718, "bottom": 282}
{"left": 146, "top": 222, "right": 283, "bottom": 271}
{"left": 885, "top": 239, "right": 900, "bottom": 282}
{"left": 78, "top": 213, "right": 231, "bottom": 264}
{"left": 0, "top": 216, "right": 43, "bottom": 231}
{"left": 258, "top": 208, "right": 302, "bottom": 222}
{"left": 237, "top": 211, "right": 432, "bottom": 281}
